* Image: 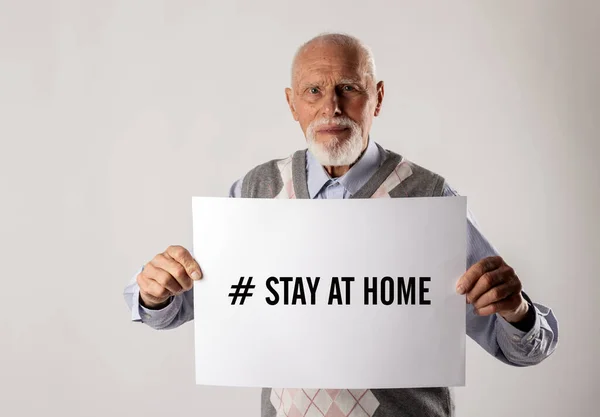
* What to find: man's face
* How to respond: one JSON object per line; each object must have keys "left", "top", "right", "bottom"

{"left": 286, "top": 43, "right": 384, "bottom": 166}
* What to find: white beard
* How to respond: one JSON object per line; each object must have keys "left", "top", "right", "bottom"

{"left": 306, "top": 116, "right": 364, "bottom": 167}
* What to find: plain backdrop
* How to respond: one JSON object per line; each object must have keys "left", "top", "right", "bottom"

{"left": 1, "top": 1, "right": 599, "bottom": 416}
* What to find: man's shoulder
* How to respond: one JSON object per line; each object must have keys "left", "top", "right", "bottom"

{"left": 247, "top": 151, "right": 298, "bottom": 176}
{"left": 380, "top": 147, "right": 445, "bottom": 181}
{"left": 404, "top": 158, "right": 445, "bottom": 182}
{"left": 229, "top": 150, "right": 305, "bottom": 198}
{"left": 378, "top": 147, "right": 447, "bottom": 197}
{"left": 242, "top": 149, "right": 303, "bottom": 183}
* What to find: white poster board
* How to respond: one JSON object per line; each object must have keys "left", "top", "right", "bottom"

{"left": 192, "top": 196, "right": 466, "bottom": 389}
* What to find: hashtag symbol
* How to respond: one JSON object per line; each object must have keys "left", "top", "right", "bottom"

{"left": 228, "top": 277, "right": 255, "bottom": 305}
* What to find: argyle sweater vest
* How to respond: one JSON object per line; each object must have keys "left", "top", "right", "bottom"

{"left": 241, "top": 144, "right": 453, "bottom": 417}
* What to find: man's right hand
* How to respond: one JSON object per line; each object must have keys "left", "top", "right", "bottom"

{"left": 136, "top": 245, "right": 202, "bottom": 309}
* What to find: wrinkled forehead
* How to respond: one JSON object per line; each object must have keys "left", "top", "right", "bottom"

{"left": 293, "top": 44, "right": 370, "bottom": 88}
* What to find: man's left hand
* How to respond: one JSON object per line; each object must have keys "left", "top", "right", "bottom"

{"left": 456, "top": 256, "right": 529, "bottom": 323}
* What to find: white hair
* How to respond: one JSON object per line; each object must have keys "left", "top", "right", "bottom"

{"left": 306, "top": 115, "right": 365, "bottom": 166}
{"left": 291, "top": 32, "right": 377, "bottom": 84}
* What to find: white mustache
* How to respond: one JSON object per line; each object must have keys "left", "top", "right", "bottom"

{"left": 309, "top": 117, "right": 355, "bottom": 130}
{"left": 308, "top": 117, "right": 359, "bottom": 137}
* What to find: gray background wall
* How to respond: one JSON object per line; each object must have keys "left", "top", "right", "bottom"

{"left": 1, "top": 0, "right": 598, "bottom": 416}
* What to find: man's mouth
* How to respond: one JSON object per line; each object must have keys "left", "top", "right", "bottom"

{"left": 316, "top": 126, "right": 349, "bottom": 134}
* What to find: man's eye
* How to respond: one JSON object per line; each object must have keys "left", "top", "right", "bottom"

{"left": 309, "top": 87, "right": 319, "bottom": 94}
{"left": 343, "top": 85, "right": 355, "bottom": 92}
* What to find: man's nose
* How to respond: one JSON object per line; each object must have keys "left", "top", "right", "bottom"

{"left": 321, "top": 91, "right": 342, "bottom": 118}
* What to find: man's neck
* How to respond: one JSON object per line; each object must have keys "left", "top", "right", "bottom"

{"left": 323, "top": 165, "right": 351, "bottom": 178}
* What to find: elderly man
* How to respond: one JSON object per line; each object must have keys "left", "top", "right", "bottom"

{"left": 124, "top": 33, "right": 558, "bottom": 417}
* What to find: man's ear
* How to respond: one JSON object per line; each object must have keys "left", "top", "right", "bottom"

{"left": 285, "top": 88, "right": 299, "bottom": 121}
{"left": 374, "top": 80, "right": 384, "bottom": 116}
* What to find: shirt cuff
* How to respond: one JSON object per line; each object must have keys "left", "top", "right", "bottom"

{"left": 130, "top": 285, "right": 143, "bottom": 321}
{"left": 496, "top": 302, "right": 541, "bottom": 344}
{"left": 131, "top": 285, "right": 181, "bottom": 327}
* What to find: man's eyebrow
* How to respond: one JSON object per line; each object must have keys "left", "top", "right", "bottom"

{"left": 338, "top": 78, "right": 362, "bottom": 85}
{"left": 297, "top": 81, "right": 320, "bottom": 90}
{"left": 297, "top": 78, "right": 364, "bottom": 90}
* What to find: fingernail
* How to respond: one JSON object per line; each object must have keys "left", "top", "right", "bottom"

{"left": 457, "top": 285, "right": 465, "bottom": 295}
{"left": 191, "top": 271, "right": 202, "bottom": 280}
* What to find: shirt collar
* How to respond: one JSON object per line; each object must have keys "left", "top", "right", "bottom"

{"left": 305, "top": 137, "right": 383, "bottom": 198}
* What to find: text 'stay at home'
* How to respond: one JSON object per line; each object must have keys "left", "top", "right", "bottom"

{"left": 228, "top": 276, "right": 433, "bottom": 306}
